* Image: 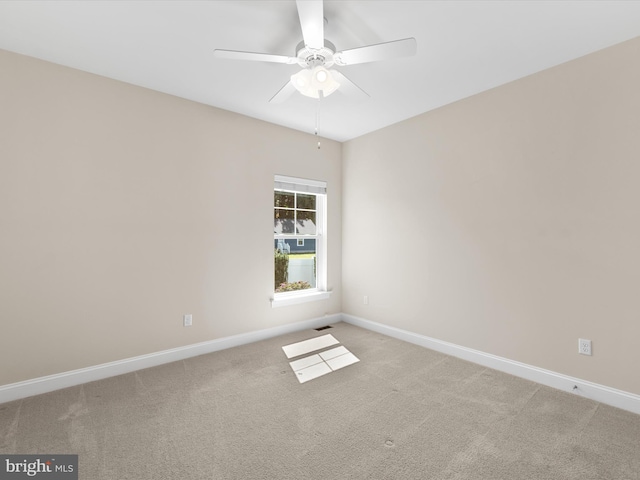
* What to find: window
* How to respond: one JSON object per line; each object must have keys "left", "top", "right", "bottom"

{"left": 273, "top": 175, "right": 329, "bottom": 307}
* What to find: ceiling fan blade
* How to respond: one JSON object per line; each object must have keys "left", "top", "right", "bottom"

{"left": 213, "top": 49, "right": 297, "bottom": 65}
{"left": 330, "top": 70, "right": 369, "bottom": 101}
{"left": 334, "top": 38, "right": 417, "bottom": 66}
{"left": 296, "top": 0, "right": 324, "bottom": 50}
{"left": 269, "top": 81, "right": 297, "bottom": 104}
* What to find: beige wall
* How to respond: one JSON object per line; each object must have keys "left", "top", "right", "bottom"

{"left": 3, "top": 36, "right": 640, "bottom": 397}
{"left": 0, "top": 49, "right": 342, "bottom": 386}
{"left": 342, "top": 37, "right": 640, "bottom": 395}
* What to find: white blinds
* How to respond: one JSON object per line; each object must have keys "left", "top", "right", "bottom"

{"left": 274, "top": 175, "right": 327, "bottom": 195}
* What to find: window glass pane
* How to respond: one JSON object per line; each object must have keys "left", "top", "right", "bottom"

{"left": 274, "top": 239, "right": 316, "bottom": 292}
{"left": 296, "top": 193, "right": 316, "bottom": 210}
{"left": 274, "top": 209, "right": 294, "bottom": 234}
{"left": 296, "top": 210, "right": 316, "bottom": 235}
{"left": 274, "top": 191, "right": 295, "bottom": 208}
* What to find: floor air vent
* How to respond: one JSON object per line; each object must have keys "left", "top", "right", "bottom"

{"left": 315, "top": 325, "right": 333, "bottom": 331}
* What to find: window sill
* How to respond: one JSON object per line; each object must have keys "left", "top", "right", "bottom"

{"left": 271, "top": 290, "right": 332, "bottom": 308}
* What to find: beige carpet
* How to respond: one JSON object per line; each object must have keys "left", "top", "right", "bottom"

{"left": 1, "top": 322, "right": 639, "bottom": 479}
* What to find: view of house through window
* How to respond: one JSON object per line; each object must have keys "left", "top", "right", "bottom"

{"left": 274, "top": 176, "right": 326, "bottom": 296}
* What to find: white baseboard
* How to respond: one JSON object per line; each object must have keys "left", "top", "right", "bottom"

{"left": 4, "top": 312, "right": 639, "bottom": 416}
{"left": 0, "top": 314, "right": 340, "bottom": 404}
{"left": 342, "top": 313, "right": 640, "bottom": 416}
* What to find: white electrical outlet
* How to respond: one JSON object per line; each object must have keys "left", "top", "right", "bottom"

{"left": 578, "top": 338, "right": 591, "bottom": 356}
{"left": 183, "top": 314, "right": 193, "bottom": 327}
{"left": 363, "top": 295, "right": 369, "bottom": 305}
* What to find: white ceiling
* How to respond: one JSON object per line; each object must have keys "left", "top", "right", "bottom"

{"left": 1, "top": 1, "right": 640, "bottom": 142}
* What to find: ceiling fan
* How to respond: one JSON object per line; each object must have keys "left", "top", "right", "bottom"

{"left": 213, "top": 0, "right": 417, "bottom": 103}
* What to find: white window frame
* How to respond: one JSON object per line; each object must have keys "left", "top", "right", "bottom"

{"left": 272, "top": 175, "right": 330, "bottom": 308}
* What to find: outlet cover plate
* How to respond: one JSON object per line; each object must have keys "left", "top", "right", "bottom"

{"left": 184, "top": 314, "right": 193, "bottom": 327}
{"left": 578, "top": 338, "right": 592, "bottom": 356}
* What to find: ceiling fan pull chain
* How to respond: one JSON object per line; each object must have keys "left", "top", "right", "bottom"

{"left": 315, "top": 98, "right": 321, "bottom": 149}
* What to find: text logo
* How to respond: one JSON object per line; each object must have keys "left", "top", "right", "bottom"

{"left": 0, "top": 455, "right": 77, "bottom": 480}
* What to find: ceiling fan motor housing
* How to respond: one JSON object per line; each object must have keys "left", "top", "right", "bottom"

{"left": 295, "top": 40, "right": 336, "bottom": 68}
